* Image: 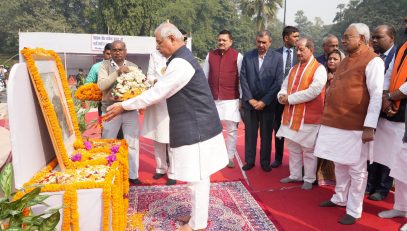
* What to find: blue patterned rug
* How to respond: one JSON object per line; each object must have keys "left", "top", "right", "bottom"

{"left": 126, "top": 181, "right": 278, "bottom": 230}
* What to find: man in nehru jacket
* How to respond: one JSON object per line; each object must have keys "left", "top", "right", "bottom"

{"left": 240, "top": 30, "right": 284, "bottom": 172}
{"left": 104, "top": 22, "right": 228, "bottom": 231}
{"left": 97, "top": 40, "right": 141, "bottom": 185}
{"left": 315, "top": 23, "right": 384, "bottom": 225}
{"left": 277, "top": 37, "right": 327, "bottom": 190}
{"left": 203, "top": 29, "right": 243, "bottom": 168}
{"left": 273, "top": 26, "right": 299, "bottom": 168}
{"left": 377, "top": 15, "right": 407, "bottom": 221}
{"left": 316, "top": 34, "right": 341, "bottom": 67}
{"left": 366, "top": 24, "right": 398, "bottom": 201}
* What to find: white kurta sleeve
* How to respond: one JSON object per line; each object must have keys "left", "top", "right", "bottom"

{"left": 364, "top": 57, "right": 385, "bottom": 128}
{"left": 277, "top": 74, "right": 289, "bottom": 104}
{"left": 287, "top": 65, "right": 327, "bottom": 105}
{"left": 237, "top": 53, "right": 243, "bottom": 98}
{"left": 121, "top": 58, "right": 195, "bottom": 110}
{"left": 203, "top": 54, "right": 210, "bottom": 78}
{"left": 146, "top": 53, "right": 156, "bottom": 81}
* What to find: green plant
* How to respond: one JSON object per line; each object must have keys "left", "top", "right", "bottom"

{"left": 0, "top": 163, "right": 60, "bottom": 230}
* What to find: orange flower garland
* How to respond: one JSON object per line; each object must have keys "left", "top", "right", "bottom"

{"left": 19, "top": 48, "right": 129, "bottom": 230}
{"left": 74, "top": 83, "right": 102, "bottom": 101}
{"left": 14, "top": 161, "right": 125, "bottom": 230}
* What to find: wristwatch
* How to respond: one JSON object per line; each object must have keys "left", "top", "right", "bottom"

{"left": 385, "top": 92, "right": 392, "bottom": 100}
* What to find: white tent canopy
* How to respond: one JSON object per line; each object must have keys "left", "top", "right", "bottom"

{"left": 19, "top": 32, "right": 192, "bottom": 76}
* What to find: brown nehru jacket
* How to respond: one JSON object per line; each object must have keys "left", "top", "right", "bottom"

{"left": 322, "top": 45, "right": 378, "bottom": 130}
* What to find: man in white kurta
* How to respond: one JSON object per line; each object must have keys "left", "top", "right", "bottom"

{"left": 377, "top": 38, "right": 407, "bottom": 220}
{"left": 276, "top": 38, "right": 327, "bottom": 190}
{"left": 141, "top": 50, "right": 176, "bottom": 185}
{"left": 104, "top": 23, "right": 228, "bottom": 231}
{"left": 203, "top": 30, "right": 243, "bottom": 168}
{"left": 314, "top": 23, "right": 384, "bottom": 225}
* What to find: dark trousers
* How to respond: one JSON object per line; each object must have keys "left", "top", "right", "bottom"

{"left": 366, "top": 162, "right": 393, "bottom": 196}
{"left": 244, "top": 108, "right": 274, "bottom": 166}
{"left": 273, "top": 103, "right": 285, "bottom": 162}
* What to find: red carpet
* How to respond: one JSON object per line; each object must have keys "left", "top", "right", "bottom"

{"left": 85, "top": 111, "right": 406, "bottom": 230}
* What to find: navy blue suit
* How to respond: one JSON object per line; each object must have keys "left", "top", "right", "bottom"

{"left": 240, "top": 48, "right": 284, "bottom": 167}
{"left": 366, "top": 44, "right": 398, "bottom": 198}
{"left": 271, "top": 47, "right": 297, "bottom": 164}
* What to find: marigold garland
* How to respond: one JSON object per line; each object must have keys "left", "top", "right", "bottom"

{"left": 19, "top": 48, "right": 130, "bottom": 230}
{"left": 74, "top": 83, "right": 102, "bottom": 101}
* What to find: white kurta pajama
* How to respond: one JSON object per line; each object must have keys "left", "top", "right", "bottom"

{"left": 141, "top": 51, "right": 170, "bottom": 174}
{"left": 314, "top": 57, "right": 384, "bottom": 218}
{"left": 381, "top": 57, "right": 407, "bottom": 214}
{"left": 203, "top": 53, "right": 243, "bottom": 159}
{"left": 276, "top": 60, "right": 327, "bottom": 183}
{"left": 122, "top": 57, "right": 228, "bottom": 229}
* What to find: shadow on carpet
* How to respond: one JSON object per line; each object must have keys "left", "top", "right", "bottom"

{"left": 127, "top": 181, "right": 279, "bottom": 230}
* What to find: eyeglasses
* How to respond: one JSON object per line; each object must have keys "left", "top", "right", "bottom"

{"left": 341, "top": 34, "right": 360, "bottom": 41}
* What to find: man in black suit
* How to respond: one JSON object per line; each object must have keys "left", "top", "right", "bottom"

{"left": 272, "top": 26, "right": 299, "bottom": 168}
{"left": 240, "top": 30, "right": 284, "bottom": 172}
{"left": 367, "top": 24, "right": 398, "bottom": 201}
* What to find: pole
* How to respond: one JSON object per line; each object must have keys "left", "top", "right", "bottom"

{"left": 283, "top": 0, "right": 287, "bottom": 27}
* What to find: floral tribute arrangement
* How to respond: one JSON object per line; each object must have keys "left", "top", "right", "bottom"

{"left": 19, "top": 47, "right": 130, "bottom": 230}
{"left": 111, "top": 66, "right": 151, "bottom": 101}
{"left": 74, "top": 83, "right": 102, "bottom": 101}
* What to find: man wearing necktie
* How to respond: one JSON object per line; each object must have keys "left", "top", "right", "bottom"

{"left": 273, "top": 26, "right": 300, "bottom": 168}
{"left": 367, "top": 24, "right": 398, "bottom": 201}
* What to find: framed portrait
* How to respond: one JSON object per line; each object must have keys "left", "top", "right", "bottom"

{"left": 21, "top": 48, "right": 83, "bottom": 170}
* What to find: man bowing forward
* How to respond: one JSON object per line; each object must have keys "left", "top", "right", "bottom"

{"left": 104, "top": 23, "right": 228, "bottom": 231}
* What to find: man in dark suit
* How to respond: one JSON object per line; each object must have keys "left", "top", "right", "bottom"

{"left": 367, "top": 24, "right": 398, "bottom": 201}
{"left": 315, "top": 34, "right": 340, "bottom": 67}
{"left": 272, "top": 26, "right": 299, "bottom": 168}
{"left": 240, "top": 30, "right": 284, "bottom": 172}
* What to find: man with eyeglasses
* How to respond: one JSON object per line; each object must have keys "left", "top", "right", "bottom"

{"left": 315, "top": 23, "right": 384, "bottom": 225}
{"left": 97, "top": 40, "right": 142, "bottom": 185}
{"left": 377, "top": 15, "right": 407, "bottom": 222}
{"left": 316, "top": 34, "right": 342, "bottom": 67}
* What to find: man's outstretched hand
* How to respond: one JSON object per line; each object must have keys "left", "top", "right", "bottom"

{"left": 103, "top": 102, "right": 125, "bottom": 122}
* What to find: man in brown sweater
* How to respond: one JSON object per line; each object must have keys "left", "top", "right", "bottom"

{"left": 314, "top": 23, "right": 384, "bottom": 225}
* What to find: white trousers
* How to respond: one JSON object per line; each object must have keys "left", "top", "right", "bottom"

{"left": 154, "top": 141, "right": 168, "bottom": 174}
{"left": 394, "top": 179, "right": 407, "bottom": 212}
{"left": 286, "top": 138, "right": 317, "bottom": 183}
{"left": 331, "top": 147, "right": 368, "bottom": 218}
{"left": 102, "top": 110, "right": 139, "bottom": 179}
{"left": 224, "top": 120, "right": 238, "bottom": 159}
{"left": 188, "top": 176, "right": 210, "bottom": 230}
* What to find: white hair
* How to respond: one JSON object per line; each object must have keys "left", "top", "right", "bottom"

{"left": 348, "top": 23, "right": 370, "bottom": 44}
{"left": 154, "top": 22, "right": 183, "bottom": 41}
{"left": 322, "top": 34, "right": 338, "bottom": 44}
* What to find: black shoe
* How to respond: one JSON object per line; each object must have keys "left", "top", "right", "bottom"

{"left": 320, "top": 200, "right": 338, "bottom": 207}
{"left": 261, "top": 164, "right": 272, "bottom": 172}
{"left": 129, "top": 178, "right": 142, "bottom": 185}
{"left": 152, "top": 173, "right": 165, "bottom": 180}
{"left": 338, "top": 214, "right": 356, "bottom": 225}
{"left": 271, "top": 161, "right": 282, "bottom": 168}
{"left": 368, "top": 192, "right": 386, "bottom": 201}
{"left": 166, "top": 179, "right": 176, "bottom": 185}
{"left": 242, "top": 164, "right": 255, "bottom": 171}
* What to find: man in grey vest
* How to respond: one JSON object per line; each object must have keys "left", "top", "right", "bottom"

{"left": 104, "top": 22, "right": 228, "bottom": 231}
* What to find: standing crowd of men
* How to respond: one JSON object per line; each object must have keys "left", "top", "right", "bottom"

{"left": 88, "top": 16, "right": 406, "bottom": 230}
